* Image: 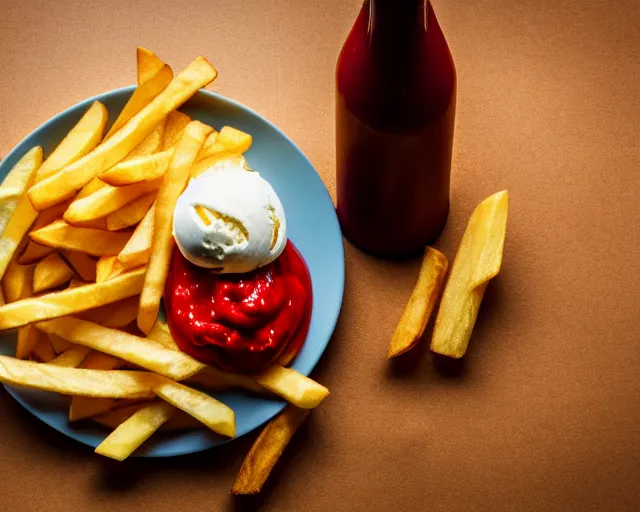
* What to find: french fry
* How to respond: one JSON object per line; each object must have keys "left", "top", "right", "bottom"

{"left": 75, "top": 177, "right": 106, "bottom": 200}
{"left": 0, "top": 355, "right": 157, "bottom": 398}
{"left": 48, "top": 333, "right": 73, "bottom": 353}
{"left": 70, "top": 397, "right": 136, "bottom": 422}
{"left": 218, "top": 126, "right": 252, "bottom": 153}
{"left": 36, "top": 102, "right": 108, "bottom": 181}
{"left": 78, "top": 296, "right": 139, "bottom": 328}
{"left": 123, "top": 119, "right": 167, "bottom": 161}
{"left": 117, "top": 203, "right": 154, "bottom": 270}
{"left": 388, "top": 247, "right": 448, "bottom": 358}
{"left": 2, "top": 261, "right": 34, "bottom": 303}
{"left": 64, "top": 178, "right": 162, "bottom": 224}
{"left": 49, "top": 346, "right": 91, "bottom": 367}
{"left": 154, "top": 378, "right": 235, "bottom": 438}
{"left": 30, "top": 220, "right": 131, "bottom": 257}
{"left": 31, "top": 337, "right": 57, "bottom": 363}
{"left": 146, "top": 321, "right": 264, "bottom": 393}
{"left": 137, "top": 47, "right": 165, "bottom": 85}
{"left": 254, "top": 366, "right": 329, "bottom": 409}
{"left": 0, "top": 147, "right": 44, "bottom": 279}
{"left": 36, "top": 317, "right": 206, "bottom": 381}
{"left": 161, "top": 110, "right": 191, "bottom": 150}
{"left": 138, "top": 121, "right": 212, "bottom": 334}
{"left": 196, "top": 131, "right": 225, "bottom": 161}
{"left": 67, "top": 279, "right": 86, "bottom": 288}
{"left": 106, "top": 192, "right": 156, "bottom": 231}
{"left": 191, "top": 153, "right": 246, "bottom": 178}
{"left": 431, "top": 191, "right": 509, "bottom": 358}
{"left": 16, "top": 325, "right": 44, "bottom": 360}
{"left": 28, "top": 56, "right": 218, "bottom": 210}
{"left": 105, "top": 64, "right": 173, "bottom": 140}
{"left": 18, "top": 242, "right": 55, "bottom": 265}
{"left": 0, "top": 147, "right": 43, "bottom": 236}
{"left": 96, "top": 256, "right": 125, "bottom": 283}
{"left": 80, "top": 350, "right": 123, "bottom": 371}
{"left": 232, "top": 406, "right": 310, "bottom": 495}
{"left": 60, "top": 250, "right": 97, "bottom": 282}
{"left": 92, "top": 403, "right": 201, "bottom": 431}
{"left": 17, "top": 201, "right": 72, "bottom": 265}
{"left": 0, "top": 267, "right": 146, "bottom": 330}
{"left": 95, "top": 401, "right": 176, "bottom": 460}
{"left": 98, "top": 150, "right": 173, "bottom": 187}
{"left": 33, "top": 253, "right": 75, "bottom": 293}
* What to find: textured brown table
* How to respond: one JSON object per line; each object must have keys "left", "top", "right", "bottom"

{"left": 1, "top": 1, "right": 639, "bottom": 511}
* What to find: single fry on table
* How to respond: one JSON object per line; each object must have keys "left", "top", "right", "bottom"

{"left": 431, "top": 190, "right": 509, "bottom": 358}
{"left": 388, "top": 246, "right": 448, "bottom": 358}
{"left": 232, "top": 406, "right": 310, "bottom": 495}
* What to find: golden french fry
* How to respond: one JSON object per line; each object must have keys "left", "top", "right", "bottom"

{"left": 33, "top": 253, "right": 75, "bottom": 293}
{"left": 31, "top": 337, "right": 56, "bottom": 363}
{"left": 137, "top": 47, "right": 165, "bottom": 85}
{"left": 59, "top": 250, "right": 97, "bottom": 282}
{"left": 106, "top": 192, "right": 156, "bottom": 232}
{"left": 78, "top": 295, "right": 139, "bottom": 327}
{"left": 161, "top": 110, "right": 191, "bottom": 150}
{"left": 36, "top": 317, "right": 206, "bottom": 381}
{"left": 0, "top": 355, "right": 156, "bottom": 398}
{"left": 138, "top": 121, "right": 211, "bottom": 334}
{"left": 75, "top": 177, "right": 106, "bottom": 200}
{"left": 80, "top": 350, "right": 123, "bottom": 371}
{"left": 28, "top": 57, "right": 218, "bottom": 210}
{"left": 190, "top": 153, "right": 246, "bottom": 178}
{"left": 98, "top": 150, "right": 173, "bottom": 187}
{"left": 0, "top": 147, "right": 44, "bottom": 279}
{"left": 146, "top": 320, "right": 177, "bottom": 349}
{"left": 388, "top": 247, "right": 448, "bottom": 358}
{"left": 18, "top": 242, "right": 54, "bottom": 265}
{"left": 95, "top": 401, "right": 176, "bottom": 460}
{"left": 92, "top": 403, "right": 201, "bottom": 431}
{"left": 196, "top": 130, "right": 225, "bottom": 161}
{"left": 124, "top": 118, "right": 167, "bottom": 161}
{"left": 17, "top": 201, "right": 71, "bottom": 265}
{"left": 49, "top": 345, "right": 91, "bottom": 367}
{"left": 431, "top": 191, "right": 509, "bottom": 358}
{"left": 117, "top": 203, "right": 154, "bottom": 270}
{"left": 218, "top": 126, "right": 252, "bottom": 153}
{"left": 30, "top": 220, "right": 131, "bottom": 257}
{"left": 0, "top": 147, "right": 43, "bottom": 237}
{"left": 48, "top": 333, "right": 74, "bottom": 353}
{"left": 37, "top": 102, "right": 108, "bottom": 181}
{"left": 232, "top": 406, "right": 310, "bottom": 495}
{"left": 254, "top": 366, "right": 329, "bottom": 409}
{"left": 70, "top": 396, "right": 135, "bottom": 421}
{"left": 0, "top": 267, "right": 146, "bottom": 330}
{"left": 154, "top": 378, "right": 235, "bottom": 438}
{"left": 105, "top": 64, "right": 173, "bottom": 140}
{"left": 16, "top": 325, "right": 44, "bottom": 359}
{"left": 146, "top": 321, "right": 264, "bottom": 393}
{"left": 96, "top": 256, "right": 126, "bottom": 283}
{"left": 64, "top": 178, "right": 162, "bottom": 224}
{"left": 2, "top": 261, "right": 34, "bottom": 303}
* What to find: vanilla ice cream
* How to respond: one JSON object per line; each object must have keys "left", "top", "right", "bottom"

{"left": 172, "top": 164, "right": 287, "bottom": 274}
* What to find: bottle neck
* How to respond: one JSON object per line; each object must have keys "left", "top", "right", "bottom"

{"left": 368, "top": 0, "right": 428, "bottom": 42}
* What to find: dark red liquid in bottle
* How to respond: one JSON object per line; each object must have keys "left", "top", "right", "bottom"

{"left": 336, "top": 0, "right": 456, "bottom": 255}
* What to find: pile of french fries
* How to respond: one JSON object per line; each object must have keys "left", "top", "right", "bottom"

{"left": 0, "top": 48, "right": 327, "bottom": 491}
{"left": 388, "top": 190, "right": 509, "bottom": 360}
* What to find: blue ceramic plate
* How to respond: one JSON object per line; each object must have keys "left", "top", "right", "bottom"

{"left": 0, "top": 87, "right": 344, "bottom": 457}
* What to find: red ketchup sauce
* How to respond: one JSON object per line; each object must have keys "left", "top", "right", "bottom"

{"left": 164, "top": 241, "right": 312, "bottom": 373}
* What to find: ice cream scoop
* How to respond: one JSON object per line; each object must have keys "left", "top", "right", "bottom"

{"left": 172, "top": 164, "right": 286, "bottom": 273}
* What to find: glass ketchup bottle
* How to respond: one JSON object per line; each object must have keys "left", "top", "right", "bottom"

{"left": 336, "top": 0, "right": 456, "bottom": 255}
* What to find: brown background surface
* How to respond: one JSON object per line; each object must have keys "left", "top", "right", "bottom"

{"left": 1, "top": 0, "right": 639, "bottom": 511}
